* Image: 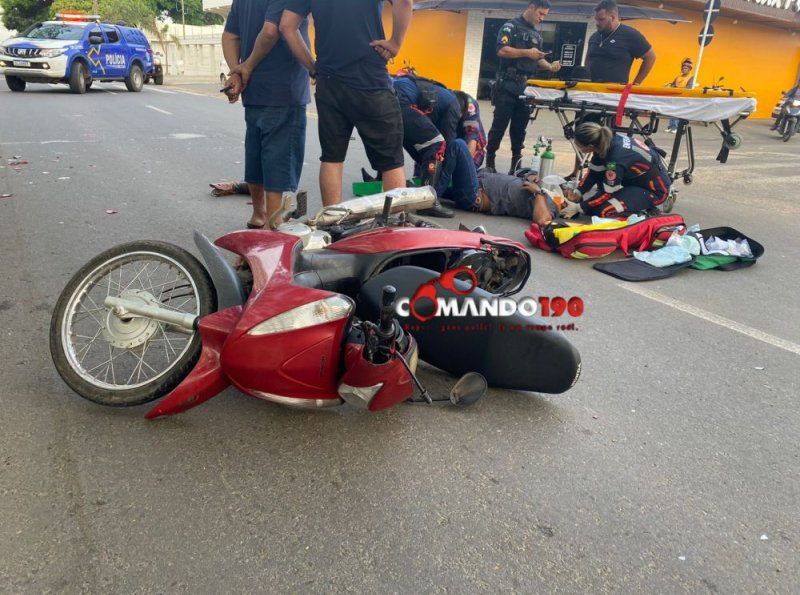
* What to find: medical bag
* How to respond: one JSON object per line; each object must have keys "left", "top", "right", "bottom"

{"left": 525, "top": 214, "right": 686, "bottom": 259}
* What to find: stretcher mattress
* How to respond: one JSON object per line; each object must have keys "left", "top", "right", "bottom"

{"left": 524, "top": 79, "right": 757, "bottom": 122}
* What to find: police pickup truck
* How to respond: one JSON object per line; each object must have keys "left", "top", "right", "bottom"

{"left": 0, "top": 14, "right": 156, "bottom": 94}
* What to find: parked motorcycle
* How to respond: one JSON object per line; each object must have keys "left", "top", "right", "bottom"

{"left": 773, "top": 96, "right": 800, "bottom": 142}
{"left": 145, "top": 51, "right": 164, "bottom": 85}
{"left": 49, "top": 187, "right": 581, "bottom": 418}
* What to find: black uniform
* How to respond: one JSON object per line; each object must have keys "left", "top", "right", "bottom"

{"left": 577, "top": 134, "right": 671, "bottom": 218}
{"left": 586, "top": 24, "right": 651, "bottom": 84}
{"left": 486, "top": 15, "right": 543, "bottom": 169}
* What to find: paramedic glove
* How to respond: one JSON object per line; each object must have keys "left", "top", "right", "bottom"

{"left": 559, "top": 200, "right": 583, "bottom": 219}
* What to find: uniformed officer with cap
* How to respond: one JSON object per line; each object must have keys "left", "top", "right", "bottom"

{"left": 485, "top": 0, "right": 560, "bottom": 174}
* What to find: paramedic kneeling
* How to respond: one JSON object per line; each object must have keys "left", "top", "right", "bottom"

{"left": 563, "top": 122, "right": 671, "bottom": 219}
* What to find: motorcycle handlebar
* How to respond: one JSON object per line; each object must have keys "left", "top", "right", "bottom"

{"left": 379, "top": 286, "right": 397, "bottom": 335}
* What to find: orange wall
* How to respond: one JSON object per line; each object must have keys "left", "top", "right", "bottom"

{"left": 635, "top": 11, "right": 800, "bottom": 118}
{"left": 387, "top": 8, "right": 468, "bottom": 89}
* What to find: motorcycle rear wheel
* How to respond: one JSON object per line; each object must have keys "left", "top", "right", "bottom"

{"left": 50, "top": 241, "right": 217, "bottom": 406}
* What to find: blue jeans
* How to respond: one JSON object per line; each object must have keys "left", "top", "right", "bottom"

{"left": 244, "top": 105, "right": 306, "bottom": 192}
{"left": 435, "top": 139, "right": 480, "bottom": 211}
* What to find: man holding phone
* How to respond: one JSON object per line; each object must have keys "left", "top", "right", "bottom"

{"left": 485, "top": 0, "right": 560, "bottom": 174}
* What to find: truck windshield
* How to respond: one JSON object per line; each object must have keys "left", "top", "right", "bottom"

{"left": 21, "top": 24, "right": 87, "bottom": 41}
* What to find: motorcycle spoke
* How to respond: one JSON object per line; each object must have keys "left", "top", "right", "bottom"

{"left": 154, "top": 326, "right": 183, "bottom": 359}
{"left": 127, "top": 342, "right": 158, "bottom": 385}
{"left": 73, "top": 327, "right": 105, "bottom": 365}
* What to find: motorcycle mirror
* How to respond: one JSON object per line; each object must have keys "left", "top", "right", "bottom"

{"left": 449, "top": 372, "right": 487, "bottom": 407}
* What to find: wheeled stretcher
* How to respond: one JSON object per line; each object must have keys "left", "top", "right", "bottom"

{"left": 524, "top": 79, "right": 758, "bottom": 210}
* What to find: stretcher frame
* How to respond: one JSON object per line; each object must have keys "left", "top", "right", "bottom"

{"left": 523, "top": 80, "right": 757, "bottom": 211}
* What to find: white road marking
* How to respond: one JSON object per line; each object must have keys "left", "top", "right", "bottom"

{"left": 147, "top": 87, "right": 176, "bottom": 94}
{"left": 146, "top": 105, "right": 173, "bottom": 115}
{"left": 0, "top": 140, "right": 97, "bottom": 145}
{"left": 619, "top": 284, "right": 800, "bottom": 356}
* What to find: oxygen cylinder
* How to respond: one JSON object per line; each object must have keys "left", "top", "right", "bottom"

{"left": 539, "top": 140, "right": 556, "bottom": 179}
{"left": 529, "top": 144, "right": 542, "bottom": 175}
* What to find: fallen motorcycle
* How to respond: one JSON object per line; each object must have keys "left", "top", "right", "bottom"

{"left": 49, "top": 187, "right": 581, "bottom": 417}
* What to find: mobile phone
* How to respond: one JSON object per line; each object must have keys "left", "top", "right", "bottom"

{"left": 220, "top": 85, "right": 233, "bottom": 94}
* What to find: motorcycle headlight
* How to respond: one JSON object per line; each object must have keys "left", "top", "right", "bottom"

{"left": 791, "top": 100, "right": 800, "bottom": 107}
{"left": 39, "top": 48, "right": 65, "bottom": 58}
{"left": 247, "top": 295, "right": 353, "bottom": 335}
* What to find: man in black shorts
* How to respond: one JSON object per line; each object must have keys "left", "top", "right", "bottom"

{"left": 280, "top": 0, "right": 413, "bottom": 207}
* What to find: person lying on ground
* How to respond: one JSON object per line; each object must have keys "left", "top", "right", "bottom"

{"left": 433, "top": 138, "right": 561, "bottom": 226}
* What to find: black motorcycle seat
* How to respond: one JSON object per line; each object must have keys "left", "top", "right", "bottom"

{"left": 358, "top": 266, "right": 581, "bottom": 394}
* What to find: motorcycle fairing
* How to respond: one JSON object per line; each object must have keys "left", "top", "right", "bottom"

{"left": 339, "top": 333, "right": 418, "bottom": 411}
{"left": 327, "top": 227, "right": 527, "bottom": 255}
{"left": 145, "top": 307, "right": 240, "bottom": 419}
{"left": 214, "top": 229, "right": 350, "bottom": 402}
{"left": 358, "top": 267, "right": 582, "bottom": 394}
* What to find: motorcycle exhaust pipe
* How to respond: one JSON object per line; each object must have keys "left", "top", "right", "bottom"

{"left": 104, "top": 296, "right": 198, "bottom": 332}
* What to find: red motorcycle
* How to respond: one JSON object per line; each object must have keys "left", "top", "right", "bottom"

{"left": 49, "top": 188, "right": 580, "bottom": 417}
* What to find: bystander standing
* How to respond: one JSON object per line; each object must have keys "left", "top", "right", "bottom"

{"left": 222, "top": 0, "right": 310, "bottom": 229}
{"left": 279, "top": 0, "right": 413, "bottom": 207}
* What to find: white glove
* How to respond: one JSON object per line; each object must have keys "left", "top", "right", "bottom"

{"left": 559, "top": 200, "right": 583, "bottom": 219}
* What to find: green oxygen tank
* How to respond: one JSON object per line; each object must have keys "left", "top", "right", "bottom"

{"left": 539, "top": 140, "right": 556, "bottom": 179}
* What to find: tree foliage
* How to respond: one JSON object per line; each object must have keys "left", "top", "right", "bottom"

{"left": 1, "top": 0, "right": 54, "bottom": 32}
{"left": 1, "top": 0, "right": 220, "bottom": 32}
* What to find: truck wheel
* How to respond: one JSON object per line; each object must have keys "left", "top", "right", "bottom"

{"left": 68, "top": 62, "right": 87, "bottom": 94}
{"left": 5, "top": 75, "right": 26, "bottom": 92}
{"left": 125, "top": 64, "right": 144, "bottom": 92}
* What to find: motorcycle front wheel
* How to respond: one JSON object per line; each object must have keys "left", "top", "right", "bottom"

{"left": 782, "top": 117, "right": 797, "bottom": 142}
{"left": 50, "top": 241, "right": 217, "bottom": 406}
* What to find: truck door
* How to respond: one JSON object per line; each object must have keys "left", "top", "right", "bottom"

{"left": 101, "top": 25, "right": 127, "bottom": 77}
{"left": 85, "top": 26, "right": 106, "bottom": 78}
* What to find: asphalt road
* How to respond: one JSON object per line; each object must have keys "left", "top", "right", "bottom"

{"left": 1, "top": 78, "right": 798, "bottom": 593}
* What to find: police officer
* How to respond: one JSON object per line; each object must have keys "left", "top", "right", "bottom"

{"left": 485, "top": 0, "right": 560, "bottom": 174}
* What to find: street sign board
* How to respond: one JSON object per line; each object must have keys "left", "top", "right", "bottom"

{"left": 703, "top": 0, "right": 721, "bottom": 23}
{"left": 560, "top": 44, "right": 577, "bottom": 67}
{"left": 699, "top": 24, "right": 715, "bottom": 46}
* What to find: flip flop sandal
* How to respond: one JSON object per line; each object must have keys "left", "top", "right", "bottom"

{"left": 210, "top": 181, "right": 243, "bottom": 197}
{"left": 246, "top": 221, "right": 264, "bottom": 229}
